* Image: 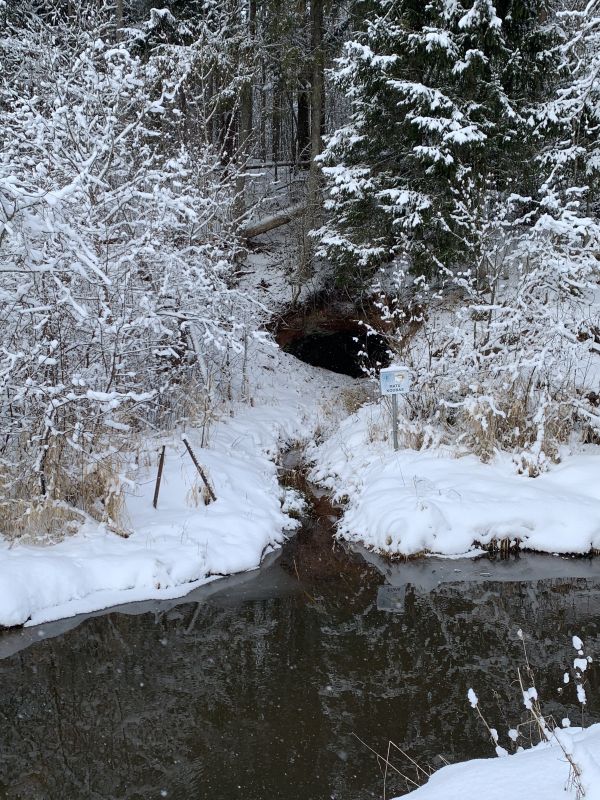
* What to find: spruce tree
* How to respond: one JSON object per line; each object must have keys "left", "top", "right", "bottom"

{"left": 318, "top": 0, "right": 559, "bottom": 289}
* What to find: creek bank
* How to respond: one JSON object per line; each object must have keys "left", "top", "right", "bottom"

{"left": 307, "top": 401, "right": 600, "bottom": 560}
{"left": 0, "top": 286, "right": 390, "bottom": 631}
{"left": 272, "top": 297, "right": 600, "bottom": 563}
{"left": 0, "top": 448, "right": 378, "bottom": 652}
{"left": 0, "top": 339, "right": 355, "bottom": 630}
{"left": 278, "top": 448, "right": 383, "bottom": 592}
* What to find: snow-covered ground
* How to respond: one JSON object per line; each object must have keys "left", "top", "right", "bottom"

{"left": 398, "top": 724, "right": 600, "bottom": 800}
{"left": 2, "top": 340, "right": 599, "bottom": 628}
{"left": 1, "top": 230, "right": 598, "bottom": 627}
{"left": 0, "top": 343, "right": 355, "bottom": 628}
{"left": 308, "top": 401, "right": 600, "bottom": 557}
{"left": 2, "top": 347, "right": 598, "bottom": 628}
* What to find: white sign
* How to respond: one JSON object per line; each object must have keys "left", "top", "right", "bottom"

{"left": 379, "top": 365, "right": 411, "bottom": 396}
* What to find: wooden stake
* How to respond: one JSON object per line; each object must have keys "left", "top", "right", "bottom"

{"left": 153, "top": 445, "right": 166, "bottom": 509}
{"left": 182, "top": 438, "right": 217, "bottom": 504}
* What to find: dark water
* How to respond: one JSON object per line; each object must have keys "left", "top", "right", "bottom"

{"left": 0, "top": 525, "right": 599, "bottom": 800}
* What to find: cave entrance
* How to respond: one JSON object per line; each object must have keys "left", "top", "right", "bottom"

{"left": 274, "top": 299, "right": 390, "bottom": 378}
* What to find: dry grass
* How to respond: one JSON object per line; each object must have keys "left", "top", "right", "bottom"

{"left": 477, "top": 537, "right": 521, "bottom": 556}
{"left": 340, "top": 384, "right": 371, "bottom": 415}
{"left": 0, "top": 435, "right": 132, "bottom": 544}
{"left": 396, "top": 373, "right": 577, "bottom": 469}
{"left": 0, "top": 499, "right": 82, "bottom": 545}
{"left": 186, "top": 479, "right": 212, "bottom": 508}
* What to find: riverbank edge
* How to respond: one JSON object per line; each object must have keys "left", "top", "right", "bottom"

{"left": 0, "top": 338, "right": 356, "bottom": 630}
{"left": 306, "top": 401, "right": 600, "bottom": 560}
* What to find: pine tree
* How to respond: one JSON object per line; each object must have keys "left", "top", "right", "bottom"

{"left": 354, "top": 2, "right": 600, "bottom": 465}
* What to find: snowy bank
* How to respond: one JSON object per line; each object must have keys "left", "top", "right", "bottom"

{"left": 308, "top": 402, "right": 600, "bottom": 557}
{"left": 398, "top": 724, "right": 600, "bottom": 800}
{"left": 0, "top": 345, "right": 355, "bottom": 628}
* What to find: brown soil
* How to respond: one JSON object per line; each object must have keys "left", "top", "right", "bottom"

{"left": 271, "top": 292, "right": 388, "bottom": 349}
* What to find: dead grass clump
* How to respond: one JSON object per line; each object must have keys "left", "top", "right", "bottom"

{"left": 340, "top": 384, "right": 371, "bottom": 415}
{"left": 0, "top": 437, "right": 131, "bottom": 544}
{"left": 477, "top": 537, "right": 521, "bottom": 556}
{"left": 186, "top": 479, "right": 213, "bottom": 507}
{"left": 0, "top": 499, "right": 82, "bottom": 545}
{"left": 399, "top": 371, "right": 577, "bottom": 470}
{"left": 153, "top": 377, "right": 224, "bottom": 448}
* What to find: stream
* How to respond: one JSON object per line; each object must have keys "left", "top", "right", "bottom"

{"left": 0, "top": 464, "right": 599, "bottom": 800}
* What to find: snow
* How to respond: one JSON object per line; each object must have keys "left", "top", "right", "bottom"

{"left": 397, "top": 724, "right": 600, "bottom": 800}
{"left": 0, "top": 343, "right": 353, "bottom": 628}
{"left": 308, "top": 401, "right": 600, "bottom": 558}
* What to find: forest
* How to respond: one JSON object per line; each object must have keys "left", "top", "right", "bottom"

{"left": 2, "top": 0, "right": 599, "bottom": 525}
{"left": 1, "top": 2, "right": 600, "bottom": 799}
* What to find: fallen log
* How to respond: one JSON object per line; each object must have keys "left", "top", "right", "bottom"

{"left": 243, "top": 204, "right": 306, "bottom": 239}
{"left": 245, "top": 160, "right": 310, "bottom": 169}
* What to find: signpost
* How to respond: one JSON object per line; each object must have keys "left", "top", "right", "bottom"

{"left": 379, "top": 365, "right": 411, "bottom": 451}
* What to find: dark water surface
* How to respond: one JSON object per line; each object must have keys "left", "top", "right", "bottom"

{"left": 0, "top": 523, "right": 599, "bottom": 800}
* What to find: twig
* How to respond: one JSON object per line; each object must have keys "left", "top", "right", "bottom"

{"left": 293, "top": 557, "right": 317, "bottom": 603}
{"left": 384, "top": 740, "right": 391, "bottom": 800}
{"left": 388, "top": 740, "right": 431, "bottom": 780}
{"left": 351, "top": 732, "right": 420, "bottom": 790}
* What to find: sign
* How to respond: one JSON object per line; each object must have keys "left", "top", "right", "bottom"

{"left": 380, "top": 365, "right": 411, "bottom": 451}
{"left": 379, "top": 365, "right": 411, "bottom": 396}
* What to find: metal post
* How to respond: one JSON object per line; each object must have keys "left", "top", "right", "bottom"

{"left": 153, "top": 445, "right": 166, "bottom": 509}
{"left": 392, "top": 394, "right": 399, "bottom": 451}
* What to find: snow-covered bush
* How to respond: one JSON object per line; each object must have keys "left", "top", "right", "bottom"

{"left": 373, "top": 201, "right": 600, "bottom": 469}
{"left": 0, "top": 4, "right": 257, "bottom": 535}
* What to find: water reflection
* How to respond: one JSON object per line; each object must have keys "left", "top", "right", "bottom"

{"left": 0, "top": 559, "right": 598, "bottom": 800}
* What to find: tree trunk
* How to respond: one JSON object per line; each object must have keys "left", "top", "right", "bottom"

{"left": 302, "top": 0, "right": 324, "bottom": 278}
{"left": 310, "top": 0, "right": 324, "bottom": 170}
{"left": 115, "top": 0, "right": 123, "bottom": 41}
{"left": 221, "top": 111, "right": 236, "bottom": 165}
{"left": 297, "top": 82, "right": 310, "bottom": 168}
{"left": 260, "top": 61, "right": 267, "bottom": 162}
{"left": 239, "top": 0, "right": 256, "bottom": 159}
{"left": 272, "top": 77, "right": 282, "bottom": 179}
{"left": 234, "top": 0, "right": 257, "bottom": 227}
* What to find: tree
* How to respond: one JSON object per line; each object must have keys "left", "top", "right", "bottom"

{"left": 357, "top": 2, "right": 600, "bottom": 467}
{"left": 317, "top": 0, "right": 559, "bottom": 289}
{"left": 0, "top": 1, "right": 260, "bottom": 530}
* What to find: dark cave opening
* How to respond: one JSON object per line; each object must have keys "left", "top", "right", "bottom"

{"left": 283, "top": 328, "right": 389, "bottom": 378}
